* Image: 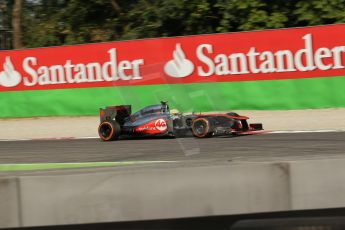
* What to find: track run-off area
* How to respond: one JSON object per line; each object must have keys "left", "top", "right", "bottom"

{"left": 0, "top": 132, "right": 344, "bottom": 169}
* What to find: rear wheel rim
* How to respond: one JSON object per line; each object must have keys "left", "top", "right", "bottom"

{"left": 99, "top": 123, "right": 113, "bottom": 139}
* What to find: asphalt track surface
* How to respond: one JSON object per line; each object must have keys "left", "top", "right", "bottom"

{"left": 0, "top": 132, "right": 344, "bottom": 164}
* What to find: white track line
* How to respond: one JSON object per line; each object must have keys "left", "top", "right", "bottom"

{"left": 0, "top": 136, "right": 99, "bottom": 142}
{"left": 270, "top": 129, "right": 344, "bottom": 134}
{"left": 0, "top": 161, "right": 177, "bottom": 166}
{"left": 0, "top": 130, "right": 343, "bottom": 142}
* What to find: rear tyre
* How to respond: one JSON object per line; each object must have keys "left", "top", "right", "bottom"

{"left": 192, "top": 118, "right": 214, "bottom": 138}
{"left": 98, "top": 121, "right": 121, "bottom": 141}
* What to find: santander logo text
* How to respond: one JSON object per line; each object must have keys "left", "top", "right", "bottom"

{"left": 0, "top": 48, "right": 144, "bottom": 88}
{"left": 164, "top": 34, "right": 345, "bottom": 78}
{"left": 195, "top": 34, "right": 345, "bottom": 76}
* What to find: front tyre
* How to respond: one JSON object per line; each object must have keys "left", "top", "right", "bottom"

{"left": 192, "top": 118, "right": 214, "bottom": 138}
{"left": 98, "top": 121, "right": 121, "bottom": 141}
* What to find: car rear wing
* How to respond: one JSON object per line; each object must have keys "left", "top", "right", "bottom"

{"left": 100, "top": 105, "right": 131, "bottom": 125}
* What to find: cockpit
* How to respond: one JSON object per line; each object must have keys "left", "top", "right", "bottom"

{"left": 127, "top": 102, "right": 170, "bottom": 122}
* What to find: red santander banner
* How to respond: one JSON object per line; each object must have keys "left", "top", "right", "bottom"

{"left": 0, "top": 24, "right": 345, "bottom": 92}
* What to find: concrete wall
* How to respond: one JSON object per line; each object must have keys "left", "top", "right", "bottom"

{"left": 0, "top": 177, "right": 21, "bottom": 228}
{"left": 290, "top": 160, "right": 345, "bottom": 210}
{"left": 1, "top": 159, "right": 345, "bottom": 228}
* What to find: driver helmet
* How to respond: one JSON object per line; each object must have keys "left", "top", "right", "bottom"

{"left": 170, "top": 109, "right": 180, "bottom": 115}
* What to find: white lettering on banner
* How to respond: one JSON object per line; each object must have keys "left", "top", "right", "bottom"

{"left": 315, "top": 48, "right": 333, "bottom": 70}
{"left": 196, "top": 44, "right": 215, "bottom": 77}
{"left": 259, "top": 51, "right": 275, "bottom": 73}
{"left": 22, "top": 48, "right": 144, "bottom": 86}
{"left": 294, "top": 34, "right": 316, "bottom": 71}
{"left": 332, "top": 46, "right": 345, "bottom": 69}
{"left": 247, "top": 47, "right": 260, "bottom": 74}
{"left": 195, "top": 33, "right": 345, "bottom": 77}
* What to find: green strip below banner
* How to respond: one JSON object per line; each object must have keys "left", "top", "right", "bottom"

{"left": 0, "top": 76, "right": 344, "bottom": 118}
{"left": 0, "top": 161, "right": 174, "bottom": 171}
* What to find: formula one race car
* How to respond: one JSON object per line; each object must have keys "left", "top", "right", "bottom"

{"left": 98, "top": 102, "right": 263, "bottom": 141}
